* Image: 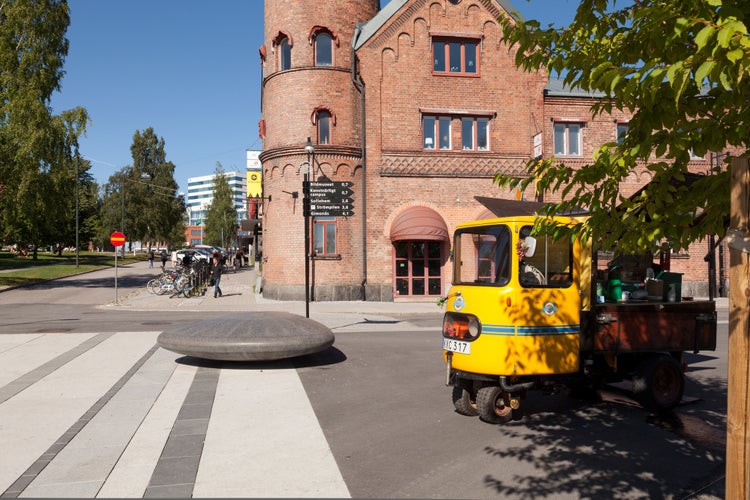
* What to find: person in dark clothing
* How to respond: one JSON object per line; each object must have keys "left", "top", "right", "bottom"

{"left": 148, "top": 249, "right": 155, "bottom": 268}
{"left": 160, "top": 249, "right": 168, "bottom": 270}
{"left": 211, "top": 255, "right": 223, "bottom": 298}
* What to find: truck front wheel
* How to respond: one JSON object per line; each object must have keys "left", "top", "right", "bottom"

{"left": 476, "top": 385, "right": 513, "bottom": 424}
{"left": 632, "top": 355, "right": 684, "bottom": 411}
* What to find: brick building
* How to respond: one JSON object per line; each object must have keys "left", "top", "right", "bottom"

{"left": 258, "top": 0, "right": 727, "bottom": 302}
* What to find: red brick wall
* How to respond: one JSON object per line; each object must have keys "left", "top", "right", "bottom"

{"left": 260, "top": 0, "right": 728, "bottom": 300}
{"left": 355, "top": 0, "right": 547, "bottom": 295}
{"left": 261, "top": 0, "right": 377, "bottom": 299}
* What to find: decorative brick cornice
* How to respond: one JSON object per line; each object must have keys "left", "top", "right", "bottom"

{"left": 368, "top": 0, "right": 427, "bottom": 50}
{"left": 378, "top": 152, "right": 529, "bottom": 177}
{"left": 259, "top": 145, "right": 362, "bottom": 164}
{"left": 263, "top": 65, "right": 352, "bottom": 85}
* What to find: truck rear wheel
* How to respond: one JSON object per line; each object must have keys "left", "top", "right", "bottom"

{"left": 452, "top": 382, "right": 478, "bottom": 417}
{"left": 476, "top": 385, "right": 513, "bottom": 424}
{"left": 632, "top": 355, "right": 684, "bottom": 411}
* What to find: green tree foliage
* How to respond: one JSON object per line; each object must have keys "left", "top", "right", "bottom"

{"left": 203, "top": 163, "right": 237, "bottom": 249}
{"left": 496, "top": 0, "right": 747, "bottom": 253}
{"left": 0, "top": 0, "right": 91, "bottom": 257}
{"left": 100, "top": 128, "right": 185, "bottom": 250}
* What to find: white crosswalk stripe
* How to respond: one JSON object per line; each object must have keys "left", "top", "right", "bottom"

{"left": 0, "top": 332, "right": 349, "bottom": 498}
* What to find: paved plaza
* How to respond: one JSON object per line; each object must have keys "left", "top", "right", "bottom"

{"left": 0, "top": 263, "right": 439, "bottom": 498}
{"left": 0, "top": 262, "right": 728, "bottom": 498}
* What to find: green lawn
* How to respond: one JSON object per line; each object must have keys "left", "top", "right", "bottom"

{"left": 0, "top": 251, "right": 146, "bottom": 288}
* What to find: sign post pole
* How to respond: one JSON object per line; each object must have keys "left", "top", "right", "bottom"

{"left": 110, "top": 231, "right": 126, "bottom": 304}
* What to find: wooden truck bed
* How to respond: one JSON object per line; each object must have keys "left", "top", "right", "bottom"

{"left": 586, "top": 300, "right": 717, "bottom": 354}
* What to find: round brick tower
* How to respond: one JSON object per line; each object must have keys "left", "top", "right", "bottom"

{"left": 259, "top": 0, "right": 379, "bottom": 301}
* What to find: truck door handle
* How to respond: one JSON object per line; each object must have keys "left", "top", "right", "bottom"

{"left": 596, "top": 313, "right": 617, "bottom": 324}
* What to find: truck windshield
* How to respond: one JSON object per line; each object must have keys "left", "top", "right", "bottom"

{"left": 454, "top": 225, "right": 511, "bottom": 286}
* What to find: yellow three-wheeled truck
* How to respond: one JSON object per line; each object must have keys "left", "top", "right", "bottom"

{"left": 441, "top": 210, "right": 717, "bottom": 424}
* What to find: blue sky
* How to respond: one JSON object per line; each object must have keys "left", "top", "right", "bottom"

{"left": 51, "top": 0, "right": 579, "bottom": 195}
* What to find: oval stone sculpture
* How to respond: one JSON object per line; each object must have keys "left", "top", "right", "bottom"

{"left": 157, "top": 312, "right": 335, "bottom": 361}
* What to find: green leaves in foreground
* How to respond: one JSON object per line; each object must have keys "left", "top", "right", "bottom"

{"left": 498, "top": 0, "right": 746, "bottom": 253}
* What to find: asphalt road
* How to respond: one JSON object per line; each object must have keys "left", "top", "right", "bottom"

{"left": 0, "top": 265, "right": 729, "bottom": 498}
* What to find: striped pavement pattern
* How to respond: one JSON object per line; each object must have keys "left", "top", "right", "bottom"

{"left": 0, "top": 332, "right": 349, "bottom": 498}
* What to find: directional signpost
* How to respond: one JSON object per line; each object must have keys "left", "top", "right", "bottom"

{"left": 303, "top": 181, "right": 355, "bottom": 217}
{"left": 301, "top": 180, "right": 355, "bottom": 316}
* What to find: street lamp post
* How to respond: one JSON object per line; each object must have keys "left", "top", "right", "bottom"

{"left": 75, "top": 155, "right": 79, "bottom": 268}
{"left": 304, "top": 137, "right": 314, "bottom": 318}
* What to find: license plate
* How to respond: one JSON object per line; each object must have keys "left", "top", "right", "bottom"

{"left": 443, "top": 338, "right": 471, "bottom": 354}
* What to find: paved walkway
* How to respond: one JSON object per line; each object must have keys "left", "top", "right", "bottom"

{"left": 111, "top": 262, "right": 442, "bottom": 329}
{"left": 0, "top": 261, "right": 727, "bottom": 498}
{"left": 0, "top": 262, "right": 445, "bottom": 498}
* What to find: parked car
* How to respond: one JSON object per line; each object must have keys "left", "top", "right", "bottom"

{"left": 175, "top": 248, "right": 211, "bottom": 264}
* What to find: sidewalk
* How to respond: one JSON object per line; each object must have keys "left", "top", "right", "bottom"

{"left": 111, "top": 262, "right": 444, "bottom": 326}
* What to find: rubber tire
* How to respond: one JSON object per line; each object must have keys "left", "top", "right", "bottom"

{"left": 452, "top": 383, "right": 478, "bottom": 417}
{"left": 632, "top": 355, "right": 684, "bottom": 411}
{"left": 476, "top": 385, "right": 513, "bottom": 424}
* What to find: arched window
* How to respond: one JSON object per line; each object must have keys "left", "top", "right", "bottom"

{"left": 272, "top": 31, "right": 293, "bottom": 71}
{"left": 279, "top": 37, "right": 291, "bottom": 70}
{"left": 315, "top": 33, "right": 332, "bottom": 66}
{"left": 311, "top": 107, "right": 336, "bottom": 145}
{"left": 310, "top": 26, "right": 337, "bottom": 67}
{"left": 317, "top": 111, "right": 331, "bottom": 144}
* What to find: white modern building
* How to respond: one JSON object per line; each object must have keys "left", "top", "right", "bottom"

{"left": 186, "top": 171, "right": 247, "bottom": 226}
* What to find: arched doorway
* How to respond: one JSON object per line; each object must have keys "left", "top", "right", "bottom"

{"left": 390, "top": 207, "right": 449, "bottom": 298}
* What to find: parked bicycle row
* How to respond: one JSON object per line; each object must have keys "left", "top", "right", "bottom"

{"left": 146, "top": 260, "right": 211, "bottom": 298}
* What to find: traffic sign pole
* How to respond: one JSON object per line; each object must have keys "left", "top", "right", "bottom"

{"left": 110, "top": 231, "right": 126, "bottom": 304}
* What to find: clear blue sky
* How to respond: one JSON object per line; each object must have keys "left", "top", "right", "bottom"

{"left": 50, "top": 0, "right": 579, "bottom": 195}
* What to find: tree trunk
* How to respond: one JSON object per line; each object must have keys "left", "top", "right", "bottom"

{"left": 727, "top": 157, "right": 750, "bottom": 498}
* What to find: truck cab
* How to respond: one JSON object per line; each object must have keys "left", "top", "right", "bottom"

{"left": 442, "top": 213, "right": 716, "bottom": 424}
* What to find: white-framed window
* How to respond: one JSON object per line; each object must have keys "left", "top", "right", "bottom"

{"left": 553, "top": 122, "right": 582, "bottom": 156}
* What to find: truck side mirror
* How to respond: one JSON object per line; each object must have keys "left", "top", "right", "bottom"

{"left": 524, "top": 237, "right": 537, "bottom": 258}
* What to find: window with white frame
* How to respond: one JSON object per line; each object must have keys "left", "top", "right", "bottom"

{"left": 553, "top": 122, "right": 582, "bottom": 156}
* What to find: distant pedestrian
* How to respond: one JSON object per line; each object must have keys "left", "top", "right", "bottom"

{"left": 171, "top": 250, "right": 178, "bottom": 269}
{"left": 211, "top": 255, "right": 223, "bottom": 298}
{"left": 148, "top": 249, "right": 155, "bottom": 268}
{"left": 160, "top": 249, "right": 168, "bottom": 270}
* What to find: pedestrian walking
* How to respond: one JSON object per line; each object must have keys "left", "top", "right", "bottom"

{"left": 171, "top": 250, "right": 178, "bottom": 269}
{"left": 160, "top": 249, "right": 168, "bottom": 271}
{"left": 211, "top": 255, "right": 223, "bottom": 298}
{"left": 148, "top": 249, "right": 155, "bottom": 268}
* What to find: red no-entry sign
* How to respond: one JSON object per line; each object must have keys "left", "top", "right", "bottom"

{"left": 110, "top": 231, "right": 125, "bottom": 247}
